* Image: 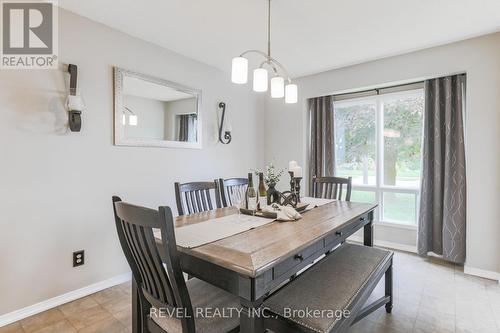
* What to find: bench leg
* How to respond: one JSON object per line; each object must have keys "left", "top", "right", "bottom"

{"left": 240, "top": 298, "right": 264, "bottom": 333}
{"left": 385, "top": 260, "right": 393, "bottom": 313}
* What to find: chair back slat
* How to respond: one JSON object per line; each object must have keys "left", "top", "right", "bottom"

{"left": 312, "top": 176, "right": 352, "bottom": 201}
{"left": 218, "top": 178, "right": 248, "bottom": 208}
{"left": 175, "top": 181, "right": 219, "bottom": 216}
{"left": 112, "top": 196, "right": 195, "bottom": 332}
{"left": 194, "top": 191, "right": 202, "bottom": 212}
{"left": 206, "top": 189, "right": 214, "bottom": 210}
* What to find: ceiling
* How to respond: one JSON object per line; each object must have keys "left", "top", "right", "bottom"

{"left": 59, "top": 0, "right": 500, "bottom": 78}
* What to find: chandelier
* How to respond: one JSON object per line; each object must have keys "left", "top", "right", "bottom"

{"left": 231, "top": 0, "right": 297, "bottom": 104}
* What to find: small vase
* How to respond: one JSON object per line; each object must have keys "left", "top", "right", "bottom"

{"left": 266, "top": 182, "right": 281, "bottom": 205}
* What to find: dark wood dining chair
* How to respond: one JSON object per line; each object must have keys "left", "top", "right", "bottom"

{"left": 312, "top": 175, "right": 352, "bottom": 201}
{"left": 174, "top": 181, "right": 221, "bottom": 216}
{"left": 217, "top": 178, "right": 248, "bottom": 208}
{"left": 112, "top": 196, "right": 240, "bottom": 333}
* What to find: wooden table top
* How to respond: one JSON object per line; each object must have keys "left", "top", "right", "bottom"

{"left": 159, "top": 201, "right": 377, "bottom": 278}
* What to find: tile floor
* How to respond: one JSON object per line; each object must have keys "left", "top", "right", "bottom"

{"left": 0, "top": 283, "right": 133, "bottom": 333}
{"left": 2, "top": 250, "right": 500, "bottom": 333}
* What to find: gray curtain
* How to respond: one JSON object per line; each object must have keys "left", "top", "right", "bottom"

{"left": 418, "top": 74, "right": 466, "bottom": 264}
{"left": 178, "top": 114, "right": 190, "bottom": 142}
{"left": 308, "top": 96, "right": 335, "bottom": 194}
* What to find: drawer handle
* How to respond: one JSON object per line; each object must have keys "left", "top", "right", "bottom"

{"left": 335, "top": 231, "right": 343, "bottom": 236}
{"left": 294, "top": 254, "right": 304, "bottom": 261}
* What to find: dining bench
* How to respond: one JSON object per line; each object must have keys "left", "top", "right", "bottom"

{"left": 262, "top": 243, "right": 393, "bottom": 333}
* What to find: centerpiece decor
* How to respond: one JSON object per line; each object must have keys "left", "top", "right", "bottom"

{"left": 279, "top": 161, "right": 303, "bottom": 207}
{"left": 254, "top": 163, "right": 284, "bottom": 204}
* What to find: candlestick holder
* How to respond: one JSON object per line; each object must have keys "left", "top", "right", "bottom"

{"left": 288, "top": 171, "right": 295, "bottom": 192}
{"left": 294, "top": 177, "right": 302, "bottom": 203}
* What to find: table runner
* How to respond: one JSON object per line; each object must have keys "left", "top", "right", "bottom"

{"left": 174, "top": 214, "right": 275, "bottom": 248}
{"left": 173, "top": 197, "right": 335, "bottom": 249}
{"left": 301, "top": 196, "right": 335, "bottom": 209}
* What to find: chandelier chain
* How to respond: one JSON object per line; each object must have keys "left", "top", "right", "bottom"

{"left": 268, "top": 0, "right": 271, "bottom": 59}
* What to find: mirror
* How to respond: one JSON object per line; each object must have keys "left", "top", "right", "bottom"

{"left": 114, "top": 67, "right": 202, "bottom": 148}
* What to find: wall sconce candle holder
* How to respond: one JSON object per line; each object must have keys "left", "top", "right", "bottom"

{"left": 66, "top": 64, "right": 85, "bottom": 132}
{"left": 218, "top": 102, "right": 232, "bottom": 144}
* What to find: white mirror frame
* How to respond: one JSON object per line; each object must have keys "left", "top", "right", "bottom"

{"left": 113, "top": 67, "right": 202, "bottom": 149}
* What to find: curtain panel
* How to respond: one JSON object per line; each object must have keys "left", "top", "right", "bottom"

{"left": 178, "top": 114, "right": 190, "bottom": 142}
{"left": 418, "top": 74, "right": 467, "bottom": 264}
{"left": 308, "top": 95, "right": 335, "bottom": 195}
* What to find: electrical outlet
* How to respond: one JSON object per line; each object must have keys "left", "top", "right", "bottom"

{"left": 73, "top": 250, "right": 84, "bottom": 267}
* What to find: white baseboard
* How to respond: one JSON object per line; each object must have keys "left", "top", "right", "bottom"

{"left": 348, "top": 236, "right": 417, "bottom": 253}
{"left": 464, "top": 265, "right": 500, "bottom": 282}
{"left": 0, "top": 272, "right": 131, "bottom": 328}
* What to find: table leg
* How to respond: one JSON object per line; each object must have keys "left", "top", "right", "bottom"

{"left": 132, "top": 277, "right": 141, "bottom": 333}
{"left": 364, "top": 221, "right": 373, "bottom": 247}
{"left": 385, "top": 259, "right": 393, "bottom": 313}
{"left": 239, "top": 298, "right": 264, "bottom": 333}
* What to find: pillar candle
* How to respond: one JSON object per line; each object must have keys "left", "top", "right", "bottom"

{"left": 292, "top": 166, "right": 303, "bottom": 178}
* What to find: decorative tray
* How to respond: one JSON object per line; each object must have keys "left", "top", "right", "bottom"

{"left": 239, "top": 202, "right": 309, "bottom": 219}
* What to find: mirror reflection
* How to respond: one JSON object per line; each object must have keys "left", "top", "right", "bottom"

{"left": 114, "top": 68, "right": 201, "bottom": 148}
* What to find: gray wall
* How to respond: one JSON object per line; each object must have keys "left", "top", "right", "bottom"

{"left": 123, "top": 95, "right": 166, "bottom": 140}
{"left": 264, "top": 32, "right": 500, "bottom": 274}
{"left": 0, "top": 9, "right": 264, "bottom": 315}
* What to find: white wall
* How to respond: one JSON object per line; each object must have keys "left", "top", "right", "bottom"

{"left": 265, "top": 32, "right": 500, "bottom": 274}
{"left": 0, "top": 9, "right": 264, "bottom": 315}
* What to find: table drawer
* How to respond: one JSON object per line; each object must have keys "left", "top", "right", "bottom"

{"left": 273, "top": 241, "right": 323, "bottom": 278}
{"left": 324, "top": 214, "right": 369, "bottom": 247}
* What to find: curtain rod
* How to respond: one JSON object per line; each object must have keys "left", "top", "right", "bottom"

{"left": 332, "top": 81, "right": 425, "bottom": 102}
{"left": 312, "top": 73, "right": 466, "bottom": 102}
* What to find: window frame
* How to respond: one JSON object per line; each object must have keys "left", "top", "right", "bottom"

{"left": 333, "top": 88, "right": 424, "bottom": 228}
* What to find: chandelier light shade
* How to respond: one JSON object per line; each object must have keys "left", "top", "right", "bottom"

{"left": 128, "top": 114, "right": 138, "bottom": 126}
{"left": 271, "top": 76, "right": 285, "bottom": 98}
{"left": 285, "top": 83, "right": 298, "bottom": 104}
{"left": 230, "top": 0, "right": 297, "bottom": 103}
{"left": 231, "top": 57, "right": 248, "bottom": 84}
{"left": 253, "top": 68, "right": 268, "bottom": 92}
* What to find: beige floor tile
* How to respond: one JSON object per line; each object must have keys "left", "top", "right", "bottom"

{"left": 371, "top": 309, "right": 415, "bottom": 332}
{"left": 456, "top": 299, "right": 499, "bottom": 333}
{"left": 65, "top": 305, "right": 113, "bottom": 330}
{"left": 99, "top": 294, "right": 131, "bottom": 316}
{"left": 90, "top": 287, "right": 127, "bottom": 305}
{"left": 20, "top": 309, "right": 66, "bottom": 333}
{"left": 76, "top": 317, "right": 125, "bottom": 333}
{"left": 0, "top": 322, "right": 25, "bottom": 333}
{"left": 112, "top": 308, "right": 132, "bottom": 328}
{"left": 31, "top": 320, "right": 76, "bottom": 333}
{"left": 117, "top": 282, "right": 132, "bottom": 295}
{"left": 414, "top": 307, "right": 455, "bottom": 333}
{"left": 419, "top": 294, "right": 456, "bottom": 316}
{"left": 489, "top": 304, "right": 500, "bottom": 331}
{"left": 58, "top": 296, "right": 100, "bottom": 317}
{"left": 349, "top": 319, "right": 406, "bottom": 333}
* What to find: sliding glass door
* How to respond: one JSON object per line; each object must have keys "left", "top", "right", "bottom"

{"left": 333, "top": 88, "right": 424, "bottom": 227}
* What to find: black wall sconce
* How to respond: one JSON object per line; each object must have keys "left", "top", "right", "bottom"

{"left": 218, "top": 102, "right": 232, "bottom": 144}
{"left": 65, "top": 64, "right": 85, "bottom": 132}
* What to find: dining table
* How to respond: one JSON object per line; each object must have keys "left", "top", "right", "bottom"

{"left": 131, "top": 199, "right": 377, "bottom": 333}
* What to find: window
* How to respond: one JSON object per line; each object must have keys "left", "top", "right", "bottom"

{"left": 334, "top": 88, "right": 424, "bottom": 226}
